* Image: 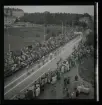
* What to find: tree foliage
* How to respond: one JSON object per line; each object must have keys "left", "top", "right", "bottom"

{"left": 19, "top": 12, "right": 92, "bottom": 26}
{"left": 85, "top": 31, "right": 94, "bottom": 47}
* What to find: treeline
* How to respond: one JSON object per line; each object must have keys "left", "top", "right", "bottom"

{"left": 85, "top": 31, "right": 94, "bottom": 47}
{"left": 19, "top": 12, "right": 92, "bottom": 26}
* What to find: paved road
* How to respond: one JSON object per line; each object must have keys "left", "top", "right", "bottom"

{"left": 4, "top": 35, "right": 82, "bottom": 99}
{"left": 4, "top": 37, "right": 70, "bottom": 87}
{"left": 38, "top": 62, "right": 94, "bottom": 99}
{"left": 4, "top": 41, "right": 65, "bottom": 91}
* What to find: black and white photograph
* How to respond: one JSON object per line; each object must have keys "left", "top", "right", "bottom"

{"left": 4, "top": 5, "right": 98, "bottom": 100}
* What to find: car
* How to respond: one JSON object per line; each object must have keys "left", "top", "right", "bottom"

{"left": 77, "top": 85, "right": 90, "bottom": 94}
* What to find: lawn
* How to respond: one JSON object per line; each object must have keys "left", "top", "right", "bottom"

{"left": 4, "top": 25, "right": 73, "bottom": 53}
{"left": 78, "top": 56, "right": 94, "bottom": 84}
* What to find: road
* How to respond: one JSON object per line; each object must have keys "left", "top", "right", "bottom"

{"left": 4, "top": 40, "right": 65, "bottom": 89}
{"left": 4, "top": 35, "right": 82, "bottom": 99}
{"left": 38, "top": 61, "right": 94, "bottom": 99}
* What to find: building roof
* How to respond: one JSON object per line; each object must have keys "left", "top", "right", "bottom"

{"left": 4, "top": 7, "right": 23, "bottom": 12}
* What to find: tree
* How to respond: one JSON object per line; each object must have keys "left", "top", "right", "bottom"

{"left": 83, "top": 13, "right": 91, "bottom": 18}
{"left": 85, "top": 32, "right": 94, "bottom": 47}
{"left": 18, "top": 12, "right": 84, "bottom": 25}
{"left": 78, "top": 21, "right": 87, "bottom": 28}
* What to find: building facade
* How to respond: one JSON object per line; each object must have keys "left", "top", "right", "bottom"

{"left": 4, "top": 7, "right": 24, "bottom": 25}
{"left": 10, "top": 22, "right": 34, "bottom": 27}
{"left": 4, "top": 16, "right": 16, "bottom": 25}
{"left": 12, "top": 9, "right": 24, "bottom": 18}
{"left": 12, "top": 22, "right": 26, "bottom": 27}
{"left": 4, "top": 8, "right": 24, "bottom": 18}
{"left": 25, "top": 22, "right": 34, "bottom": 27}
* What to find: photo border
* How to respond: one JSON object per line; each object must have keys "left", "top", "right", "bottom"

{"left": 1, "top": 1, "right": 98, "bottom": 104}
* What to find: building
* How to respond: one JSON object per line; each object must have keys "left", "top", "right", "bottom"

{"left": 4, "top": 7, "right": 24, "bottom": 26}
{"left": 4, "top": 16, "right": 16, "bottom": 25}
{"left": 11, "top": 22, "right": 34, "bottom": 27}
{"left": 12, "top": 9, "right": 24, "bottom": 18}
{"left": 11, "top": 22, "right": 26, "bottom": 27}
{"left": 25, "top": 22, "right": 34, "bottom": 27}
{"left": 4, "top": 7, "right": 24, "bottom": 18}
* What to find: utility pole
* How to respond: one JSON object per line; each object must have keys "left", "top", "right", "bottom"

{"left": 61, "top": 21, "right": 63, "bottom": 35}
{"left": 72, "top": 20, "right": 74, "bottom": 27}
{"left": 8, "top": 28, "right": 11, "bottom": 52}
{"left": 6, "top": 16, "right": 11, "bottom": 52}
{"left": 65, "top": 22, "right": 66, "bottom": 38}
{"left": 65, "top": 21, "right": 66, "bottom": 34}
{"left": 44, "top": 24, "right": 45, "bottom": 41}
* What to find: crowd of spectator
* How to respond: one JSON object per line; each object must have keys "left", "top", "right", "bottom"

{"left": 68, "top": 39, "right": 94, "bottom": 65}
{"left": 12, "top": 30, "right": 94, "bottom": 100}
{"left": 14, "top": 40, "right": 94, "bottom": 100}
{"left": 13, "top": 55, "right": 71, "bottom": 100}
{"left": 4, "top": 26, "right": 81, "bottom": 78}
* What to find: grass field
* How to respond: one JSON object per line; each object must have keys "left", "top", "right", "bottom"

{"left": 4, "top": 25, "right": 72, "bottom": 53}
{"left": 78, "top": 56, "right": 94, "bottom": 84}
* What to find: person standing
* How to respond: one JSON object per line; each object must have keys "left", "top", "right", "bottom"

{"left": 76, "top": 90, "right": 80, "bottom": 97}
{"left": 66, "top": 88, "right": 70, "bottom": 98}
{"left": 75, "top": 75, "right": 78, "bottom": 81}
{"left": 26, "top": 65, "right": 29, "bottom": 75}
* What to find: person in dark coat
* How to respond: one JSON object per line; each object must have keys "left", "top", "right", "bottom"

{"left": 66, "top": 88, "right": 70, "bottom": 98}
{"left": 67, "top": 77, "right": 70, "bottom": 84}
{"left": 75, "top": 75, "right": 78, "bottom": 81}
{"left": 40, "top": 77, "right": 45, "bottom": 92}
{"left": 76, "top": 90, "right": 79, "bottom": 97}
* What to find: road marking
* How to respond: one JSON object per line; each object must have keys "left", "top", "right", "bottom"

{"left": 11, "top": 43, "right": 73, "bottom": 99}
{"left": 11, "top": 68, "right": 51, "bottom": 99}
{"left": 5, "top": 47, "right": 59, "bottom": 88}
{"left": 4, "top": 56, "right": 56, "bottom": 95}
{"left": 4, "top": 36, "right": 80, "bottom": 89}
{"left": 4, "top": 65, "right": 36, "bottom": 89}
{"left": 11, "top": 43, "right": 80, "bottom": 100}
{"left": 10, "top": 37, "right": 82, "bottom": 99}
{"left": 5, "top": 36, "right": 82, "bottom": 98}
